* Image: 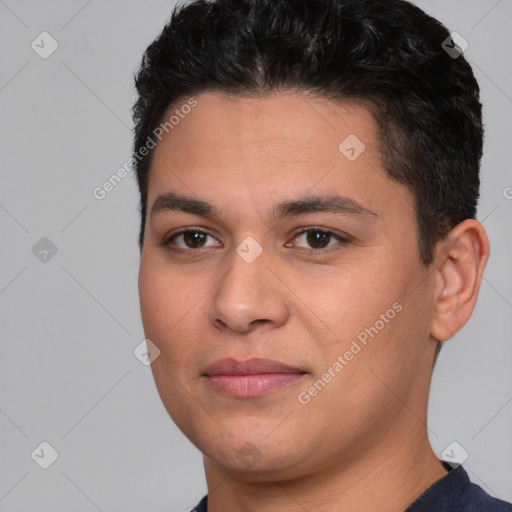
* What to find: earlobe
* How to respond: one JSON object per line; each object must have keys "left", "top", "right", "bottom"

{"left": 430, "top": 219, "right": 490, "bottom": 342}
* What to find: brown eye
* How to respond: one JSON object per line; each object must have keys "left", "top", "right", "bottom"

{"left": 168, "top": 230, "right": 219, "bottom": 249}
{"left": 291, "top": 228, "right": 349, "bottom": 251}
{"left": 306, "top": 230, "right": 331, "bottom": 248}
{"left": 182, "top": 231, "right": 207, "bottom": 248}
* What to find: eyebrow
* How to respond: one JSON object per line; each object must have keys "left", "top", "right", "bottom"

{"left": 150, "top": 191, "right": 378, "bottom": 220}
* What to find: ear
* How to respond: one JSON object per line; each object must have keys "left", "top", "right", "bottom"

{"left": 430, "top": 219, "right": 490, "bottom": 342}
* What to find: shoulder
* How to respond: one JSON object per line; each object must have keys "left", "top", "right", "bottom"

{"left": 190, "top": 494, "right": 208, "bottom": 512}
{"left": 407, "top": 464, "right": 512, "bottom": 512}
{"left": 460, "top": 480, "right": 512, "bottom": 511}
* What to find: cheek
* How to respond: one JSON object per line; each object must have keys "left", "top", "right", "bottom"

{"left": 139, "top": 259, "right": 204, "bottom": 427}
{"left": 340, "top": 268, "right": 436, "bottom": 401}
{"left": 301, "top": 262, "right": 402, "bottom": 345}
{"left": 139, "top": 257, "right": 197, "bottom": 330}
{"left": 302, "top": 257, "right": 423, "bottom": 393}
{"left": 138, "top": 259, "right": 193, "bottom": 361}
{"left": 139, "top": 261, "right": 170, "bottom": 339}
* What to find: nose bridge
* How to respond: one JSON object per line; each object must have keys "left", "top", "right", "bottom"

{"left": 208, "top": 241, "right": 289, "bottom": 332}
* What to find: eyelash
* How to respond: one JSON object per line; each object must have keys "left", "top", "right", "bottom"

{"left": 162, "top": 227, "right": 351, "bottom": 254}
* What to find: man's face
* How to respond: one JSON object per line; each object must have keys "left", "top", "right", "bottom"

{"left": 138, "top": 92, "right": 439, "bottom": 479}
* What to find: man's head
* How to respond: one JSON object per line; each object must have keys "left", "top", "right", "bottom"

{"left": 133, "top": 0, "right": 483, "bottom": 266}
{"left": 134, "top": 0, "right": 489, "bottom": 488}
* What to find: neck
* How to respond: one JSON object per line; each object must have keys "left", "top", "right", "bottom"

{"left": 202, "top": 419, "right": 448, "bottom": 512}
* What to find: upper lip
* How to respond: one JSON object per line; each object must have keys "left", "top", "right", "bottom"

{"left": 203, "top": 358, "right": 305, "bottom": 376}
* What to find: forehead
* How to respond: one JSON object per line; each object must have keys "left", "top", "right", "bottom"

{"left": 147, "top": 91, "right": 414, "bottom": 225}
{"left": 152, "top": 92, "right": 378, "bottom": 168}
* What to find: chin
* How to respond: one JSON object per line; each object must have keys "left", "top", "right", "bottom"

{"left": 201, "top": 436, "right": 307, "bottom": 477}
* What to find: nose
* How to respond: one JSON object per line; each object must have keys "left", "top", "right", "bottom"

{"left": 208, "top": 245, "right": 290, "bottom": 334}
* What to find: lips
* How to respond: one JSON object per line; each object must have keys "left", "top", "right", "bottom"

{"left": 203, "top": 357, "right": 304, "bottom": 376}
{"left": 202, "top": 358, "right": 307, "bottom": 397}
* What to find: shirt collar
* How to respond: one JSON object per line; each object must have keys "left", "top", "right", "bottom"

{"left": 406, "top": 461, "right": 470, "bottom": 511}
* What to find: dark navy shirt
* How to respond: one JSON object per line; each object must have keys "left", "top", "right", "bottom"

{"left": 191, "top": 463, "right": 512, "bottom": 511}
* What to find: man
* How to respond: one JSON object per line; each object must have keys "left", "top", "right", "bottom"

{"left": 132, "top": 0, "right": 512, "bottom": 510}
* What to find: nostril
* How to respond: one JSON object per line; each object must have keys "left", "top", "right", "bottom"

{"left": 249, "top": 319, "right": 269, "bottom": 327}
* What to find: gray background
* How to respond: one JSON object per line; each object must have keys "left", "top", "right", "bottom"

{"left": 0, "top": 0, "right": 511, "bottom": 510}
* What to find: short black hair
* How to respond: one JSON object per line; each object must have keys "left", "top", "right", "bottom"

{"left": 132, "top": 0, "right": 483, "bottom": 266}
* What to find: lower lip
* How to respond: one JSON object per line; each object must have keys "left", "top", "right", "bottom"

{"left": 205, "top": 373, "right": 305, "bottom": 397}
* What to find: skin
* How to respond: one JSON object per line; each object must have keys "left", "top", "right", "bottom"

{"left": 138, "top": 91, "right": 489, "bottom": 511}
